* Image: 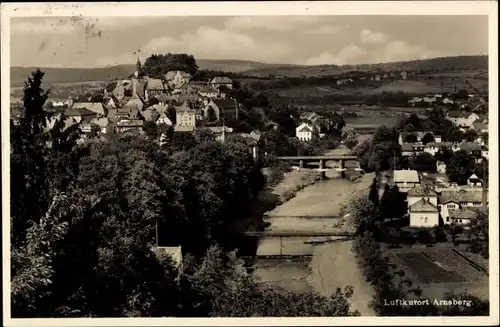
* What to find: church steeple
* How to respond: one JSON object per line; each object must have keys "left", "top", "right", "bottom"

{"left": 134, "top": 50, "right": 142, "bottom": 78}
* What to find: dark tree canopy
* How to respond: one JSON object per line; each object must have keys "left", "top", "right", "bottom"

{"left": 446, "top": 150, "right": 475, "bottom": 185}
{"left": 142, "top": 53, "right": 199, "bottom": 77}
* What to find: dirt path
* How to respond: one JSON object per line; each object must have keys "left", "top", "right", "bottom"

{"left": 308, "top": 241, "right": 376, "bottom": 316}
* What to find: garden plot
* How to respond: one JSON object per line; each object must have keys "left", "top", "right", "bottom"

{"left": 388, "top": 247, "right": 489, "bottom": 300}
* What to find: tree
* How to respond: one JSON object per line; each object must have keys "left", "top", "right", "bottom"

{"left": 166, "top": 106, "right": 177, "bottom": 124}
{"left": 379, "top": 184, "right": 392, "bottom": 219}
{"left": 142, "top": 53, "right": 199, "bottom": 76}
{"left": 446, "top": 150, "right": 475, "bottom": 185}
{"left": 206, "top": 107, "right": 217, "bottom": 122}
{"left": 372, "top": 125, "right": 396, "bottom": 145}
{"left": 342, "top": 126, "right": 358, "bottom": 149}
{"left": 463, "top": 129, "right": 479, "bottom": 142}
{"left": 449, "top": 223, "right": 464, "bottom": 245}
{"left": 411, "top": 153, "right": 437, "bottom": 172}
{"left": 421, "top": 132, "right": 435, "bottom": 145}
{"left": 434, "top": 146, "right": 454, "bottom": 164}
{"left": 404, "top": 123, "right": 418, "bottom": 133}
{"left": 144, "top": 121, "right": 159, "bottom": 140}
{"left": 468, "top": 210, "right": 488, "bottom": 257}
{"left": 368, "top": 178, "right": 380, "bottom": 207}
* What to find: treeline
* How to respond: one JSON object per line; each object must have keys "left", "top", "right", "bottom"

{"left": 11, "top": 70, "right": 359, "bottom": 318}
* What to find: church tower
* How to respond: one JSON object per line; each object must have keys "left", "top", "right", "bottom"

{"left": 134, "top": 50, "right": 143, "bottom": 78}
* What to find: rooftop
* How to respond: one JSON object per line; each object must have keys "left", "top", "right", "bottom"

{"left": 393, "top": 170, "right": 420, "bottom": 183}
{"left": 448, "top": 208, "right": 479, "bottom": 220}
{"left": 440, "top": 189, "right": 486, "bottom": 204}
{"left": 211, "top": 76, "right": 233, "bottom": 84}
{"left": 71, "top": 102, "right": 106, "bottom": 116}
{"left": 409, "top": 198, "right": 439, "bottom": 213}
{"left": 407, "top": 185, "right": 438, "bottom": 197}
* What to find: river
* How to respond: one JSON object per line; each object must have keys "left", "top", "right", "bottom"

{"left": 252, "top": 149, "right": 377, "bottom": 315}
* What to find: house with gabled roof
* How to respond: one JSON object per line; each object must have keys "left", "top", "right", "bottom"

{"left": 448, "top": 208, "right": 479, "bottom": 227}
{"left": 65, "top": 107, "right": 98, "bottom": 123}
{"left": 407, "top": 185, "right": 438, "bottom": 207}
{"left": 210, "top": 76, "right": 233, "bottom": 89}
{"left": 393, "top": 170, "right": 420, "bottom": 193}
{"left": 439, "top": 189, "right": 486, "bottom": 223}
{"left": 175, "top": 102, "right": 196, "bottom": 130}
{"left": 71, "top": 102, "right": 106, "bottom": 117}
{"left": 142, "top": 108, "right": 160, "bottom": 122}
{"left": 145, "top": 78, "right": 165, "bottom": 101}
{"left": 296, "top": 122, "right": 317, "bottom": 142}
{"left": 203, "top": 98, "right": 240, "bottom": 121}
{"left": 199, "top": 85, "right": 219, "bottom": 98}
{"left": 408, "top": 198, "right": 440, "bottom": 227}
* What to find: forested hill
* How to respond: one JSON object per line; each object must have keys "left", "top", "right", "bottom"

{"left": 10, "top": 55, "right": 488, "bottom": 87}
{"left": 243, "top": 55, "right": 489, "bottom": 77}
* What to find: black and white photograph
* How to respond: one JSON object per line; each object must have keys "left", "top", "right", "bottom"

{"left": 2, "top": 1, "right": 498, "bottom": 325}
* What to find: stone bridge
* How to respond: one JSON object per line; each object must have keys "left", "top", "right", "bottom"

{"left": 276, "top": 155, "right": 360, "bottom": 178}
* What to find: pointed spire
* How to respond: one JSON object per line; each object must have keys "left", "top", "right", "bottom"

{"left": 135, "top": 49, "right": 142, "bottom": 78}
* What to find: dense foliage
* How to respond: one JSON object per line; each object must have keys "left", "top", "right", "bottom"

{"left": 142, "top": 53, "right": 199, "bottom": 77}
{"left": 10, "top": 70, "right": 357, "bottom": 318}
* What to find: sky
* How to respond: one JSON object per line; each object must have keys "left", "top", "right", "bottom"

{"left": 10, "top": 15, "right": 489, "bottom": 68}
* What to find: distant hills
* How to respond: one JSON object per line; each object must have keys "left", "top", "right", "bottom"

{"left": 10, "top": 55, "right": 488, "bottom": 87}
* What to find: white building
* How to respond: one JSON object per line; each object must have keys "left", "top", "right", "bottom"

{"left": 408, "top": 198, "right": 440, "bottom": 228}
{"left": 439, "top": 189, "right": 486, "bottom": 224}
{"left": 296, "top": 122, "right": 316, "bottom": 142}
{"left": 448, "top": 208, "right": 479, "bottom": 227}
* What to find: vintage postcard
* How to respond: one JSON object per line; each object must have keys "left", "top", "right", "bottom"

{"left": 1, "top": 1, "right": 498, "bottom": 326}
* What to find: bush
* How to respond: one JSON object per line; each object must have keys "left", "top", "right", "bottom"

{"left": 266, "top": 167, "right": 284, "bottom": 186}
{"left": 281, "top": 190, "right": 296, "bottom": 201}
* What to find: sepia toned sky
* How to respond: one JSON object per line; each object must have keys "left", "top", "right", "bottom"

{"left": 10, "top": 15, "right": 489, "bottom": 68}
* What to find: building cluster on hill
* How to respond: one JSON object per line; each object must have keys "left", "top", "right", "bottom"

{"left": 10, "top": 57, "right": 270, "bottom": 160}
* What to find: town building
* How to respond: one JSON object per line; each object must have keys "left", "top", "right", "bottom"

{"left": 408, "top": 198, "right": 440, "bottom": 228}
{"left": 175, "top": 102, "right": 197, "bottom": 130}
{"left": 210, "top": 76, "right": 233, "bottom": 89}
{"left": 144, "top": 78, "right": 165, "bottom": 101}
{"left": 448, "top": 208, "right": 479, "bottom": 227}
{"left": 393, "top": 170, "right": 420, "bottom": 193}
{"left": 71, "top": 102, "right": 106, "bottom": 117}
{"left": 439, "top": 189, "right": 486, "bottom": 223}
{"left": 295, "top": 122, "right": 317, "bottom": 142}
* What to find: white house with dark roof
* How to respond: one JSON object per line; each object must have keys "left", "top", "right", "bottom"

{"left": 467, "top": 174, "right": 483, "bottom": 188}
{"left": 296, "top": 122, "right": 316, "bottom": 141}
{"left": 393, "top": 170, "right": 420, "bottom": 193}
{"left": 210, "top": 76, "right": 233, "bottom": 89}
{"left": 448, "top": 208, "right": 479, "bottom": 227}
{"left": 407, "top": 185, "right": 438, "bottom": 208}
{"left": 408, "top": 198, "right": 440, "bottom": 228}
{"left": 439, "top": 189, "right": 486, "bottom": 223}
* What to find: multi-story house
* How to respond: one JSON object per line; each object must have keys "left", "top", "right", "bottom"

{"left": 439, "top": 189, "right": 486, "bottom": 224}
{"left": 296, "top": 122, "right": 318, "bottom": 142}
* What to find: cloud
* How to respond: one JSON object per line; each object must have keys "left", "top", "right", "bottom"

{"left": 377, "top": 40, "right": 443, "bottom": 62}
{"left": 304, "top": 40, "right": 442, "bottom": 65}
{"left": 301, "top": 25, "right": 340, "bottom": 35}
{"left": 360, "top": 29, "right": 389, "bottom": 45}
{"left": 305, "top": 44, "right": 368, "bottom": 65}
{"left": 98, "top": 26, "right": 294, "bottom": 66}
{"left": 224, "top": 16, "right": 321, "bottom": 32}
